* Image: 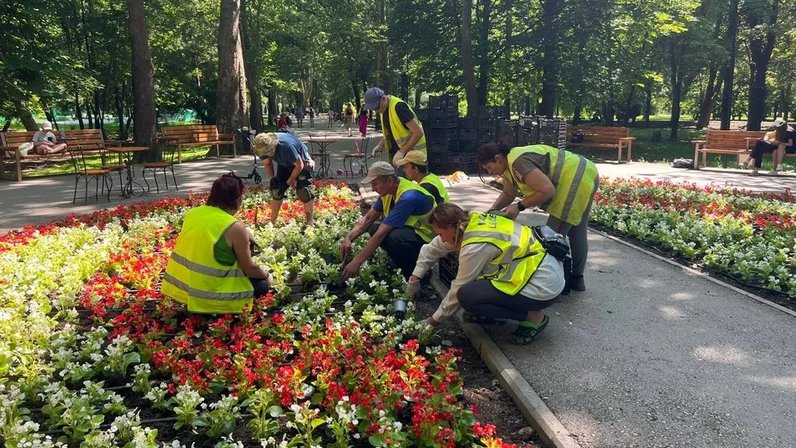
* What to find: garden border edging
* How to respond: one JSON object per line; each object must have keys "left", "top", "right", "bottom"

{"left": 430, "top": 277, "right": 582, "bottom": 448}
{"left": 589, "top": 228, "right": 796, "bottom": 319}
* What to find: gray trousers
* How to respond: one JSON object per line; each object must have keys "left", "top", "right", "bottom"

{"left": 545, "top": 180, "right": 598, "bottom": 277}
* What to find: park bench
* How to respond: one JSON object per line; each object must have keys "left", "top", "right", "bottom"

{"left": 692, "top": 129, "right": 766, "bottom": 169}
{"left": 161, "top": 125, "right": 235, "bottom": 163}
{"left": 566, "top": 125, "right": 635, "bottom": 162}
{"left": 0, "top": 129, "right": 120, "bottom": 182}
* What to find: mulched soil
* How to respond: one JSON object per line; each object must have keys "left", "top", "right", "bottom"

{"left": 416, "top": 289, "right": 545, "bottom": 448}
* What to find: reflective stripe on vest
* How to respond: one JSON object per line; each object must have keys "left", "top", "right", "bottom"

{"left": 506, "top": 145, "right": 598, "bottom": 226}
{"left": 382, "top": 178, "right": 435, "bottom": 242}
{"left": 462, "top": 213, "right": 546, "bottom": 295}
{"left": 420, "top": 172, "right": 449, "bottom": 203}
{"left": 381, "top": 96, "right": 427, "bottom": 155}
{"left": 161, "top": 205, "right": 254, "bottom": 314}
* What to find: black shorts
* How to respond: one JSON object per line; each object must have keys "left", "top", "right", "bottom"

{"left": 272, "top": 166, "right": 313, "bottom": 196}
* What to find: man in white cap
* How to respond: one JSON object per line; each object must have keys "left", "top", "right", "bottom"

{"left": 32, "top": 121, "right": 67, "bottom": 155}
{"left": 364, "top": 87, "right": 426, "bottom": 166}
{"left": 743, "top": 118, "right": 794, "bottom": 175}
{"left": 395, "top": 150, "right": 449, "bottom": 205}
{"left": 340, "top": 161, "right": 436, "bottom": 280}
{"left": 253, "top": 132, "right": 316, "bottom": 226}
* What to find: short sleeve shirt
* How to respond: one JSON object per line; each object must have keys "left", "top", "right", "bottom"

{"left": 510, "top": 152, "right": 551, "bottom": 184}
{"left": 382, "top": 101, "right": 416, "bottom": 152}
{"left": 373, "top": 189, "right": 434, "bottom": 228}
{"left": 272, "top": 133, "right": 310, "bottom": 170}
{"left": 33, "top": 131, "right": 56, "bottom": 144}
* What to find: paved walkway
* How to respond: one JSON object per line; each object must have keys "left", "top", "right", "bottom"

{"left": 2, "top": 143, "right": 795, "bottom": 446}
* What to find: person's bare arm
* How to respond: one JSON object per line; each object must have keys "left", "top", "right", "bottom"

{"left": 262, "top": 158, "right": 275, "bottom": 178}
{"left": 399, "top": 119, "right": 424, "bottom": 154}
{"left": 342, "top": 221, "right": 393, "bottom": 280}
{"left": 489, "top": 179, "right": 517, "bottom": 211}
{"left": 287, "top": 158, "right": 304, "bottom": 188}
{"left": 503, "top": 168, "right": 555, "bottom": 219}
{"left": 227, "top": 222, "right": 270, "bottom": 279}
{"left": 340, "top": 208, "right": 381, "bottom": 261}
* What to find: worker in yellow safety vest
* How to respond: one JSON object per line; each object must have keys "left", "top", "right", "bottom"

{"left": 476, "top": 143, "right": 599, "bottom": 292}
{"left": 363, "top": 87, "right": 427, "bottom": 166}
{"left": 161, "top": 174, "right": 273, "bottom": 314}
{"left": 408, "top": 203, "right": 565, "bottom": 344}
{"left": 340, "top": 161, "right": 436, "bottom": 280}
{"left": 395, "top": 149, "right": 449, "bottom": 206}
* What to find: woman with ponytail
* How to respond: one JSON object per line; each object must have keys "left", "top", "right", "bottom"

{"left": 408, "top": 203, "right": 565, "bottom": 344}
{"left": 476, "top": 143, "right": 598, "bottom": 292}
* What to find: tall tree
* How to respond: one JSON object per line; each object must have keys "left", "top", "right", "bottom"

{"left": 216, "top": 0, "right": 249, "bottom": 133}
{"left": 720, "top": 0, "right": 740, "bottom": 129}
{"left": 461, "top": 0, "right": 477, "bottom": 119}
{"left": 743, "top": 0, "right": 779, "bottom": 130}
{"left": 538, "top": 0, "right": 561, "bottom": 118}
{"left": 127, "top": 0, "right": 156, "bottom": 149}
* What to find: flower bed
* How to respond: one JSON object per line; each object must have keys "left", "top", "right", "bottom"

{"left": 0, "top": 182, "right": 522, "bottom": 447}
{"left": 592, "top": 178, "right": 796, "bottom": 297}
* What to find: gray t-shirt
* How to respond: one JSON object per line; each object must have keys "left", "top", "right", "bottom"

{"left": 510, "top": 152, "right": 550, "bottom": 184}
{"left": 32, "top": 131, "right": 57, "bottom": 144}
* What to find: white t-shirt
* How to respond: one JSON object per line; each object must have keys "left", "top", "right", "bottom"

{"left": 412, "top": 235, "right": 565, "bottom": 322}
{"left": 32, "top": 131, "right": 57, "bottom": 144}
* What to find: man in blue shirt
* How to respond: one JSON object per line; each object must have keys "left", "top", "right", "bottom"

{"left": 253, "top": 132, "right": 316, "bottom": 226}
{"left": 341, "top": 161, "right": 436, "bottom": 280}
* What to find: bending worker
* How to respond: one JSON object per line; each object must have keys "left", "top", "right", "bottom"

{"left": 340, "top": 161, "right": 435, "bottom": 280}
{"left": 253, "top": 132, "right": 316, "bottom": 226}
{"left": 476, "top": 143, "right": 598, "bottom": 292}
{"left": 395, "top": 149, "right": 449, "bottom": 205}
{"left": 162, "top": 174, "right": 273, "bottom": 314}
{"left": 409, "top": 203, "right": 565, "bottom": 344}
{"left": 364, "top": 87, "right": 426, "bottom": 166}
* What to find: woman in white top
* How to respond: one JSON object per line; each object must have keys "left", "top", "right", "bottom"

{"left": 32, "top": 121, "right": 66, "bottom": 155}
{"left": 408, "top": 203, "right": 565, "bottom": 344}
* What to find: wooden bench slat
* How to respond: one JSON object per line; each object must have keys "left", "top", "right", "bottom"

{"left": 566, "top": 126, "right": 633, "bottom": 162}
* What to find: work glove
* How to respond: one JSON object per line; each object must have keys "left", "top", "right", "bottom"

{"left": 371, "top": 141, "right": 384, "bottom": 158}
{"left": 406, "top": 276, "right": 421, "bottom": 300}
{"left": 392, "top": 150, "right": 405, "bottom": 166}
{"left": 307, "top": 158, "right": 316, "bottom": 170}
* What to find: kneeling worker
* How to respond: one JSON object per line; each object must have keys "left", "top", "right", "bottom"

{"left": 253, "top": 132, "right": 315, "bottom": 226}
{"left": 395, "top": 150, "right": 449, "bottom": 205}
{"left": 162, "top": 174, "right": 273, "bottom": 314}
{"left": 409, "top": 203, "right": 565, "bottom": 344}
{"left": 341, "top": 161, "right": 436, "bottom": 280}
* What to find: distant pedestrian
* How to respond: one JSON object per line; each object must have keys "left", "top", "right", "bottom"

{"left": 296, "top": 107, "right": 304, "bottom": 128}
{"left": 344, "top": 102, "right": 355, "bottom": 137}
{"left": 328, "top": 107, "right": 334, "bottom": 128}
{"left": 308, "top": 107, "right": 315, "bottom": 128}
{"left": 358, "top": 106, "right": 369, "bottom": 138}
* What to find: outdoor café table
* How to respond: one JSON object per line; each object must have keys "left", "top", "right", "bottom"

{"left": 306, "top": 136, "right": 337, "bottom": 178}
{"left": 106, "top": 146, "right": 149, "bottom": 198}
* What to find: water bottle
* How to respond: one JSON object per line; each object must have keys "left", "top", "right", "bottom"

{"left": 394, "top": 299, "right": 407, "bottom": 319}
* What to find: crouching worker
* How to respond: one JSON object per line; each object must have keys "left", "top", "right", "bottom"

{"left": 340, "top": 161, "right": 436, "bottom": 280}
{"left": 253, "top": 132, "right": 315, "bottom": 226}
{"left": 409, "top": 203, "right": 565, "bottom": 344}
{"left": 161, "top": 174, "right": 273, "bottom": 314}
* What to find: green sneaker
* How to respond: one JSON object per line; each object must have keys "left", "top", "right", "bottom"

{"left": 512, "top": 315, "right": 549, "bottom": 345}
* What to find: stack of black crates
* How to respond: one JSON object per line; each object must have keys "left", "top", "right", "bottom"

{"left": 519, "top": 116, "right": 568, "bottom": 150}
{"left": 423, "top": 95, "right": 469, "bottom": 174}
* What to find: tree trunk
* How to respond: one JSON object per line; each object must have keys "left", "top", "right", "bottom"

{"left": 643, "top": 81, "right": 652, "bottom": 127}
{"left": 74, "top": 94, "right": 84, "bottom": 129}
{"left": 669, "top": 39, "right": 682, "bottom": 140}
{"left": 745, "top": 2, "right": 778, "bottom": 131}
{"left": 538, "top": 0, "right": 560, "bottom": 118}
{"left": 784, "top": 82, "right": 792, "bottom": 121}
{"left": 696, "top": 66, "right": 719, "bottom": 129}
{"left": 720, "top": 0, "right": 739, "bottom": 130}
{"left": 461, "top": 0, "right": 477, "bottom": 120}
{"left": 216, "top": 0, "right": 249, "bottom": 133}
{"left": 240, "top": 0, "right": 263, "bottom": 131}
{"left": 128, "top": 0, "right": 157, "bottom": 152}
{"left": 15, "top": 100, "right": 38, "bottom": 131}
{"left": 476, "top": 0, "right": 493, "bottom": 110}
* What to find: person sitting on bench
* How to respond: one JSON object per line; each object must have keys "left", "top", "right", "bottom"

{"left": 32, "top": 121, "right": 67, "bottom": 155}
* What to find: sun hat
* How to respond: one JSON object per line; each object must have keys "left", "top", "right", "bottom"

{"left": 364, "top": 87, "right": 385, "bottom": 111}
{"left": 394, "top": 150, "right": 428, "bottom": 167}
{"left": 253, "top": 132, "right": 278, "bottom": 157}
{"left": 773, "top": 118, "right": 787, "bottom": 127}
{"left": 42, "top": 121, "right": 53, "bottom": 131}
{"left": 360, "top": 161, "right": 395, "bottom": 184}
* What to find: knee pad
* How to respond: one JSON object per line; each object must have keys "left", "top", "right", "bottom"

{"left": 296, "top": 185, "right": 314, "bottom": 203}
{"left": 269, "top": 178, "right": 286, "bottom": 200}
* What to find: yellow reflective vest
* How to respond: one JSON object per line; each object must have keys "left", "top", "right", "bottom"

{"left": 381, "top": 178, "right": 436, "bottom": 242}
{"left": 419, "top": 172, "right": 449, "bottom": 203}
{"left": 462, "top": 212, "right": 546, "bottom": 295}
{"left": 506, "top": 145, "right": 598, "bottom": 226}
{"left": 161, "top": 205, "right": 254, "bottom": 314}
{"left": 381, "top": 96, "right": 427, "bottom": 155}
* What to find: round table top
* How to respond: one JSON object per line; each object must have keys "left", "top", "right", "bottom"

{"left": 306, "top": 136, "right": 338, "bottom": 143}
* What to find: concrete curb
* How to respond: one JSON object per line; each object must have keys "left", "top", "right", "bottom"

{"left": 589, "top": 228, "right": 796, "bottom": 319}
{"left": 430, "top": 277, "right": 582, "bottom": 448}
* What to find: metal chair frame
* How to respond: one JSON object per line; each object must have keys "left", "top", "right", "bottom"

{"left": 68, "top": 148, "right": 112, "bottom": 204}
{"left": 142, "top": 144, "right": 178, "bottom": 193}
